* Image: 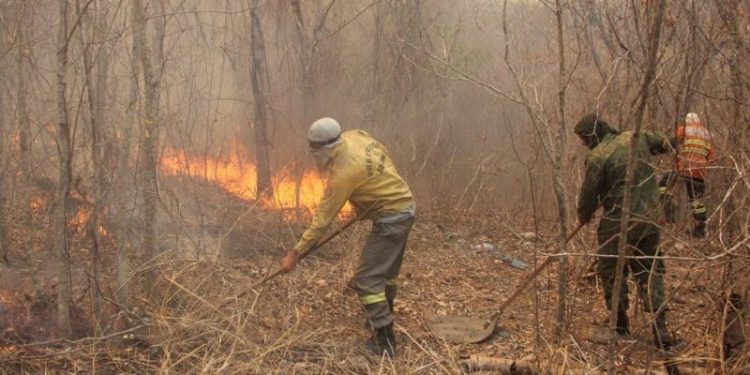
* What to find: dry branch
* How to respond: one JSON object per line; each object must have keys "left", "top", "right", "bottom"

{"left": 461, "top": 355, "right": 539, "bottom": 374}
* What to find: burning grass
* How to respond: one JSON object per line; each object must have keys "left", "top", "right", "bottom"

{"left": 160, "top": 146, "right": 352, "bottom": 215}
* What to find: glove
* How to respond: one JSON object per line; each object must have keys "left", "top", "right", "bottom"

{"left": 280, "top": 250, "right": 300, "bottom": 272}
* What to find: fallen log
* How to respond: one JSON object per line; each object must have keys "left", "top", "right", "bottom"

{"left": 460, "top": 355, "right": 539, "bottom": 374}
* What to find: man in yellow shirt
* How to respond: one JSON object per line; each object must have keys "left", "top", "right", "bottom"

{"left": 281, "top": 118, "right": 416, "bottom": 357}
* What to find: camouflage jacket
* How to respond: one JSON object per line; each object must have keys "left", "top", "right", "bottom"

{"left": 577, "top": 131, "right": 672, "bottom": 232}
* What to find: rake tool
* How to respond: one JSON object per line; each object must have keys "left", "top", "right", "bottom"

{"left": 426, "top": 222, "right": 584, "bottom": 343}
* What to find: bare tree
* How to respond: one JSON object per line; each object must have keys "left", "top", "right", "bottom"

{"left": 0, "top": 3, "right": 10, "bottom": 266}
{"left": 249, "top": 0, "right": 273, "bottom": 201}
{"left": 15, "top": 0, "right": 31, "bottom": 225}
{"left": 364, "top": 0, "right": 384, "bottom": 126}
{"left": 75, "top": 0, "right": 103, "bottom": 334}
{"left": 132, "top": 0, "right": 162, "bottom": 294}
{"left": 93, "top": 2, "right": 112, "bottom": 188}
{"left": 715, "top": 0, "right": 748, "bottom": 367}
{"left": 112, "top": 40, "right": 140, "bottom": 312}
{"left": 607, "top": 1, "right": 669, "bottom": 374}
{"left": 290, "top": 0, "right": 314, "bottom": 109}
{"left": 553, "top": 0, "right": 572, "bottom": 340}
{"left": 0, "top": 51, "right": 7, "bottom": 266}
{"left": 54, "top": 0, "right": 73, "bottom": 339}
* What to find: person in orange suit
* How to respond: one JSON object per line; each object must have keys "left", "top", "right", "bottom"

{"left": 659, "top": 113, "right": 716, "bottom": 238}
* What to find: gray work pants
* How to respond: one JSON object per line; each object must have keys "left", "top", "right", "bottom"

{"left": 354, "top": 214, "right": 414, "bottom": 329}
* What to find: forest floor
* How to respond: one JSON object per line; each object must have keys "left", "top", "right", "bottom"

{"left": 0, "top": 195, "right": 747, "bottom": 373}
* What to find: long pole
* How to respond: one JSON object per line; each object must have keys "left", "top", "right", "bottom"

{"left": 486, "top": 222, "right": 584, "bottom": 326}
{"left": 220, "top": 216, "right": 357, "bottom": 308}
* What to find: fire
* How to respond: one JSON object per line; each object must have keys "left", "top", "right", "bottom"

{"left": 267, "top": 168, "right": 328, "bottom": 210}
{"left": 0, "top": 290, "right": 15, "bottom": 306}
{"left": 29, "top": 197, "right": 46, "bottom": 213}
{"left": 0, "top": 345, "right": 16, "bottom": 355}
{"left": 161, "top": 149, "right": 258, "bottom": 200}
{"left": 68, "top": 208, "right": 107, "bottom": 236}
{"left": 160, "top": 147, "right": 351, "bottom": 215}
{"left": 71, "top": 208, "right": 91, "bottom": 233}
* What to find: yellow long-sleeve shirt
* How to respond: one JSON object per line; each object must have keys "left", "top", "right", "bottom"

{"left": 293, "top": 130, "right": 415, "bottom": 253}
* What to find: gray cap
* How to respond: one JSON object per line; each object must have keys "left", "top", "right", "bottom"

{"left": 308, "top": 117, "right": 342, "bottom": 143}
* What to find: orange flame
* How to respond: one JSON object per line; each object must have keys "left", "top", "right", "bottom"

{"left": 30, "top": 197, "right": 46, "bottom": 213}
{"left": 0, "top": 345, "right": 17, "bottom": 355}
{"left": 71, "top": 208, "right": 91, "bottom": 233}
{"left": 161, "top": 149, "right": 258, "bottom": 200}
{"left": 0, "top": 290, "right": 15, "bottom": 306}
{"left": 160, "top": 147, "right": 351, "bottom": 215}
{"left": 266, "top": 168, "right": 328, "bottom": 210}
{"left": 67, "top": 207, "right": 109, "bottom": 236}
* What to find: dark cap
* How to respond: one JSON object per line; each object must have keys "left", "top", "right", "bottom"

{"left": 574, "top": 113, "right": 619, "bottom": 149}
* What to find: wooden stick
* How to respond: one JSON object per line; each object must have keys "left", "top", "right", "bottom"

{"left": 219, "top": 215, "right": 357, "bottom": 308}
{"left": 486, "top": 222, "right": 584, "bottom": 325}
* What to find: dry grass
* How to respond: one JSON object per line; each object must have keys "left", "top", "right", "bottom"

{"left": 0, "top": 211, "right": 748, "bottom": 374}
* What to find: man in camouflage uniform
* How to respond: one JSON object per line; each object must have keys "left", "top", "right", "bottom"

{"left": 574, "top": 113, "right": 677, "bottom": 351}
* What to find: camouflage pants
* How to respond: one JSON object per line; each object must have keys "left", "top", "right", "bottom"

{"left": 354, "top": 214, "right": 414, "bottom": 329}
{"left": 597, "top": 221, "right": 666, "bottom": 313}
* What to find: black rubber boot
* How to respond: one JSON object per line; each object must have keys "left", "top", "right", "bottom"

{"left": 688, "top": 222, "right": 706, "bottom": 239}
{"left": 365, "top": 323, "right": 396, "bottom": 357}
{"left": 653, "top": 312, "right": 676, "bottom": 351}
{"left": 723, "top": 293, "right": 746, "bottom": 360}
{"left": 653, "top": 312, "right": 682, "bottom": 375}
{"left": 616, "top": 308, "right": 630, "bottom": 336}
{"left": 662, "top": 198, "right": 676, "bottom": 224}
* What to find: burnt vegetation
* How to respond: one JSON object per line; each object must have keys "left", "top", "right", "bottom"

{"left": 0, "top": 0, "right": 748, "bottom": 374}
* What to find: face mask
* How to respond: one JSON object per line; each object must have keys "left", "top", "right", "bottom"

{"left": 311, "top": 148, "right": 332, "bottom": 171}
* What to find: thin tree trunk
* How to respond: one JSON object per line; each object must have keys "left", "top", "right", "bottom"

{"left": 364, "top": 0, "right": 384, "bottom": 126}
{"left": 291, "top": 0, "right": 311, "bottom": 218}
{"left": 717, "top": 0, "right": 746, "bottom": 149}
{"left": 113, "top": 41, "right": 140, "bottom": 310}
{"left": 152, "top": 0, "right": 165, "bottom": 109}
{"left": 607, "top": 0, "right": 666, "bottom": 373}
{"left": 15, "top": 1, "right": 31, "bottom": 225}
{"left": 249, "top": 0, "right": 273, "bottom": 201}
{"left": 678, "top": 0, "right": 706, "bottom": 119}
{"left": 94, "top": 0, "right": 112, "bottom": 195}
{"left": 0, "top": 3, "right": 6, "bottom": 266}
{"left": 76, "top": 0, "right": 103, "bottom": 334}
{"left": 716, "top": 0, "right": 748, "bottom": 365}
{"left": 291, "top": 0, "right": 313, "bottom": 107}
{"left": 0, "top": 71, "right": 7, "bottom": 265}
{"left": 132, "top": 0, "right": 160, "bottom": 293}
{"left": 13, "top": 2, "right": 51, "bottom": 305}
{"left": 553, "top": 0, "right": 571, "bottom": 341}
{"left": 54, "top": 0, "right": 73, "bottom": 339}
